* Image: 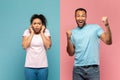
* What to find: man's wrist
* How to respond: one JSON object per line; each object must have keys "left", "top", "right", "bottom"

{"left": 67, "top": 37, "right": 71, "bottom": 40}
{"left": 105, "top": 23, "right": 109, "bottom": 27}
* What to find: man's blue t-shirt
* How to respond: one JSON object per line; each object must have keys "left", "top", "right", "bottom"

{"left": 71, "top": 24, "right": 104, "bottom": 66}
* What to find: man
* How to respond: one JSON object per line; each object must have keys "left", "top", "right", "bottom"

{"left": 66, "top": 8, "right": 112, "bottom": 80}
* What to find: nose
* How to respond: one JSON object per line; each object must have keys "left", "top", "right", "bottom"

{"left": 35, "top": 24, "right": 39, "bottom": 28}
{"left": 78, "top": 17, "right": 83, "bottom": 20}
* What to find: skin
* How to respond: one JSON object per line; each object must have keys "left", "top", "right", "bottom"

{"left": 66, "top": 10, "right": 112, "bottom": 56}
{"left": 75, "top": 10, "right": 87, "bottom": 28}
{"left": 22, "top": 18, "right": 52, "bottom": 49}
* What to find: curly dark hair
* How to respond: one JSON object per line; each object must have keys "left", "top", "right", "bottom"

{"left": 30, "top": 14, "right": 47, "bottom": 27}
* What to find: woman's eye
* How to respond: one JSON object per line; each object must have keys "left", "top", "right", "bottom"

{"left": 33, "top": 23, "right": 36, "bottom": 25}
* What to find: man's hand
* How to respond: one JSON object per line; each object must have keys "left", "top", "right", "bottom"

{"left": 66, "top": 30, "right": 72, "bottom": 39}
{"left": 100, "top": 16, "right": 112, "bottom": 45}
{"left": 66, "top": 30, "right": 75, "bottom": 56}
{"left": 102, "top": 17, "right": 109, "bottom": 26}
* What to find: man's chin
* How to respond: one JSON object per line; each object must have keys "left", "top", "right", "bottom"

{"left": 78, "top": 23, "right": 86, "bottom": 28}
{"left": 78, "top": 24, "right": 84, "bottom": 28}
{"left": 78, "top": 26, "right": 83, "bottom": 28}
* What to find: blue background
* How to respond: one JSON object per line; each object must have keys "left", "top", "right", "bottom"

{"left": 0, "top": 0, "right": 60, "bottom": 80}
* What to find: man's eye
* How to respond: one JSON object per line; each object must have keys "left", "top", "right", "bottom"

{"left": 77, "top": 15, "right": 80, "bottom": 17}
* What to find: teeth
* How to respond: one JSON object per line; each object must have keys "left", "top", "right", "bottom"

{"left": 79, "top": 21, "right": 82, "bottom": 23}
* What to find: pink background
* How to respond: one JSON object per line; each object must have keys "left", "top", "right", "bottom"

{"left": 60, "top": 0, "right": 120, "bottom": 80}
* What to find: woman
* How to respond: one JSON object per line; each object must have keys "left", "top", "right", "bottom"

{"left": 22, "top": 14, "right": 52, "bottom": 80}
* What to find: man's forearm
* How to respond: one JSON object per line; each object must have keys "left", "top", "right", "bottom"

{"left": 67, "top": 38, "right": 75, "bottom": 56}
{"left": 105, "top": 25, "right": 112, "bottom": 44}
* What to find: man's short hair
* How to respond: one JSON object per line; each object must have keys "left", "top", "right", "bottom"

{"left": 75, "top": 8, "right": 87, "bottom": 14}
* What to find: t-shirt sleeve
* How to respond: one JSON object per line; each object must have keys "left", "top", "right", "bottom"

{"left": 96, "top": 25, "right": 104, "bottom": 37}
{"left": 22, "top": 29, "right": 30, "bottom": 37}
{"left": 44, "top": 29, "right": 51, "bottom": 37}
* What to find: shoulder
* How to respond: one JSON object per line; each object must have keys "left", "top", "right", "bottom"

{"left": 87, "top": 24, "right": 100, "bottom": 27}
{"left": 23, "top": 29, "right": 30, "bottom": 36}
{"left": 24, "top": 29, "right": 29, "bottom": 32}
{"left": 45, "top": 28, "right": 49, "bottom": 32}
{"left": 44, "top": 28, "right": 51, "bottom": 36}
{"left": 44, "top": 28, "right": 50, "bottom": 33}
{"left": 86, "top": 24, "right": 102, "bottom": 30}
{"left": 71, "top": 27, "right": 79, "bottom": 32}
{"left": 24, "top": 29, "right": 30, "bottom": 34}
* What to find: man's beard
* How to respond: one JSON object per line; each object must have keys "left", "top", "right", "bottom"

{"left": 76, "top": 20, "right": 86, "bottom": 28}
{"left": 77, "top": 22, "right": 86, "bottom": 28}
